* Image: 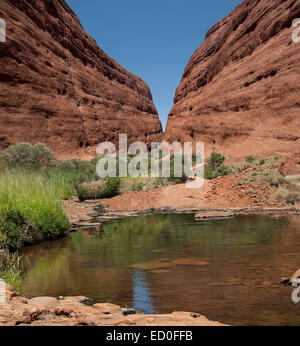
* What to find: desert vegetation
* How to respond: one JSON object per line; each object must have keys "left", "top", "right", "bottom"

{"left": 0, "top": 143, "right": 299, "bottom": 292}
{"left": 0, "top": 143, "right": 91, "bottom": 289}
{"left": 275, "top": 188, "right": 300, "bottom": 205}
{"left": 0, "top": 143, "right": 195, "bottom": 289}
{"left": 235, "top": 156, "right": 300, "bottom": 205}
{"left": 204, "top": 151, "right": 229, "bottom": 179}
{"left": 0, "top": 253, "right": 22, "bottom": 294}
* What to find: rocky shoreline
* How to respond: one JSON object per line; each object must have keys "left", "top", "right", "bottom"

{"left": 0, "top": 282, "right": 225, "bottom": 326}
{"left": 66, "top": 198, "right": 300, "bottom": 229}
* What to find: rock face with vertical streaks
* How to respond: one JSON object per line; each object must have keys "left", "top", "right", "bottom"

{"left": 0, "top": 0, "right": 162, "bottom": 158}
{"left": 165, "top": 0, "right": 300, "bottom": 161}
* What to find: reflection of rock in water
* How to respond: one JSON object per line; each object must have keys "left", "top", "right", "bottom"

{"left": 152, "top": 248, "right": 166, "bottom": 253}
{"left": 130, "top": 259, "right": 174, "bottom": 270}
{"left": 130, "top": 257, "right": 209, "bottom": 271}
{"left": 132, "top": 270, "right": 155, "bottom": 314}
{"left": 172, "top": 258, "right": 209, "bottom": 266}
{"left": 81, "top": 225, "right": 102, "bottom": 236}
{"left": 150, "top": 269, "right": 170, "bottom": 274}
{"left": 21, "top": 213, "right": 300, "bottom": 326}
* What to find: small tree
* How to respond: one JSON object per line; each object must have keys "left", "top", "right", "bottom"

{"left": 208, "top": 152, "right": 226, "bottom": 172}
{"left": 205, "top": 150, "right": 228, "bottom": 179}
{"left": 246, "top": 155, "right": 254, "bottom": 164}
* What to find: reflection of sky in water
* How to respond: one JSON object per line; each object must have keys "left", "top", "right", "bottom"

{"left": 21, "top": 214, "right": 300, "bottom": 325}
{"left": 132, "top": 269, "right": 155, "bottom": 314}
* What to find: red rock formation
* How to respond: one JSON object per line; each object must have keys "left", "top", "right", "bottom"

{"left": 277, "top": 152, "right": 300, "bottom": 176}
{"left": 0, "top": 0, "right": 162, "bottom": 158}
{"left": 165, "top": 0, "right": 300, "bottom": 161}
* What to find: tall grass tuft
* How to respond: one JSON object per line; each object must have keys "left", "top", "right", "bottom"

{"left": 0, "top": 169, "right": 69, "bottom": 250}
{"left": 0, "top": 252, "right": 22, "bottom": 293}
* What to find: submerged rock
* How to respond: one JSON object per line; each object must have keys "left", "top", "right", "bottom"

{"left": 172, "top": 258, "right": 209, "bottom": 266}
{"left": 130, "top": 259, "right": 174, "bottom": 270}
{"left": 195, "top": 211, "right": 236, "bottom": 220}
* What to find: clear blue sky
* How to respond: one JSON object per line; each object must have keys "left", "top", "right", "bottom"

{"left": 66, "top": 0, "right": 242, "bottom": 129}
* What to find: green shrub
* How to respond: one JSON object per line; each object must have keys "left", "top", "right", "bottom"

{"left": 154, "top": 177, "right": 169, "bottom": 187}
{"left": 133, "top": 182, "right": 144, "bottom": 192}
{"left": 168, "top": 176, "right": 188, "bottom": 184}
{"left": 0, "top": 143, "right": 55, "bottom": 168}
{"left": 43, "top": 158, "right": 100, "bottom": 200}
{"left": 205, "top": 152, "right": 228, "bottom": 180}
{"left": 77, "top": 160, "right": 98, "bottom": 181}
{"left": 259, "top": 159, "right": 265, "bottom": 165}
{"left": 104, "top": 177, "right": 121, "bottom": 198}
{"left": 204, "top": 165, "right": 213, "bottom": 180}
{"left": 76, "top": 184, "right": 90, "bottom": 202}
{"left": 33, "top": 143, "right": 55, "bottom": 167}
{"left": 204, "top": 165, "right": 229, "bottom": 179}
{"left": 54, "top": 159, "right": 98, "bottom": 184}
{"left": 218, "top": 164, "right": 229, "bottom": 176}
{"left": 0, "top": 210, "right": 27, "bottom": 251}
{"left": 246, "top": 155, "right": 255, "bottom": 164}
{"left": 208, "top": 152, "right": 226, "bottom": 171}
{"left": 90, "top": 157, "right": 100, "bottom": 166}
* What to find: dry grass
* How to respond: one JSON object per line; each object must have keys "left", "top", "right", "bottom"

{"left": 275, "top": 188, "right": 300, "bottom": 205}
